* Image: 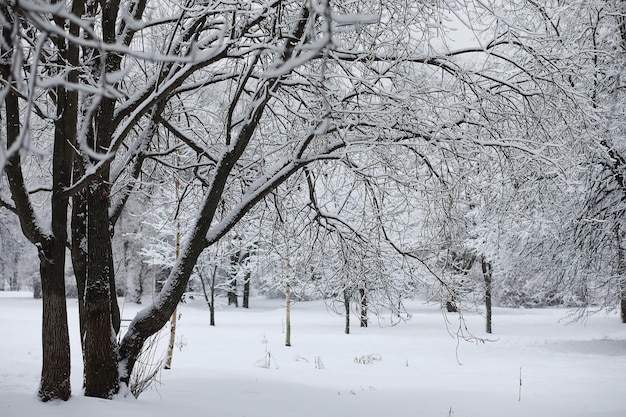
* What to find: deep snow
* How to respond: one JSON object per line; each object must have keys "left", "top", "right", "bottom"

{"left": 1, "top": 291, "right": 625, "bottom": 417}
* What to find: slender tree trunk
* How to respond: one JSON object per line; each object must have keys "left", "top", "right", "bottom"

{"left": 210, "top": 276, "right": 216, "bottom": 326}
{"left": 243, "top": 272, "right": 250, "bottom": 308}
{"left": 198, "top": 265, "right": 216, "bottom": 326}
{"left": 615, "top": 226, "right": 626, "bottom": 324}
{"left": 164, "top": 308, "right": 178, "bottom": 369}
{"left": 343, "top": 288, "right": 350, "bottom": 334}
{"left": 482, "top": 257, "right": 493, "bottom": 334}
{"left": 227, "top": 250, "right": 239, "bottom": 307}
{"left": 359, "top": 288, "right": 368, "bottom": 327}
{"left": 285, "top": 280, "right": 292, "bottom": 346}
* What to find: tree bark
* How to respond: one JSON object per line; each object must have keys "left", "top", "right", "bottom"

{"left": 83, "top": 179, "right": 119, "bottom": 398}
{"left": 38, "top": 249, "right": 71, "bottom": 401}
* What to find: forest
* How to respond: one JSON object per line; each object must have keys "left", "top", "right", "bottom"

{"left": 1, "top": 0, "right": 625, "bottom": 404}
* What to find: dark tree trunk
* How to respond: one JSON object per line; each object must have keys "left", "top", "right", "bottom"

{"left": 78, "top": 0, "right": 124, "bottom": 396}
{"left": 482, "top": 257, "right": 493, "bottom": 334}
{"left": 615, "top": 226, "right": 626, "bottom": 324}
{"left": 198, "top": 265, "right": 217, "bottom": 326}
{"left": 210, "top": 281, "right": 216, "bottom": 326}
{"left": 2, "top": 4, "right": 73, "bottom": 401}
{"left": 45, "top": 68, "right": 74, "bottom": 399}
{"left": 243, "top": 272, "right": 250, "bottom": 308}
{"left": 38, "top": 249, "right": 72, "bottom": 401}
{"left": 285, "top": 280, "right": 291, "bottom": 346}
{"left": 83, "top": 179, "right": 119, "bottom": 398}
{"left": 359, "top": 288, "right": 368, "bottom": 328}
{"left": 228, "top": 251, "right": 239, "bottom": 307}
{"left": 343, "top": 288, "right": 350, "bottom": 334}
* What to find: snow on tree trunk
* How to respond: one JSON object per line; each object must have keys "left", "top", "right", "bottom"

{"left": 83, "top": 179, "right": 119, "bottom": 398}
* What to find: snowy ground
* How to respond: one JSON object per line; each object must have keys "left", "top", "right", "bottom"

{"left": 1, "top": 291, "right": 625, "bottom": 417}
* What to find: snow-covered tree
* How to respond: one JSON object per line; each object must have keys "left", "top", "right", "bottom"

{"left": 1, "top": 0, "right": 588, "bottom": 402}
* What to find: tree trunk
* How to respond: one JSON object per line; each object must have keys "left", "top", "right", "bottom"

{"left": 285, "top": 280, "right": 292, "bottom": 346}
{"left": 198, "top": 266, "right": 216, "bottom": 326}
{"left": 482, "top": 257, "right": 493, "bottom": 334}
{"left": 164, "top": 308, "right": 178, "bottom": 369}
{"left": 615, "top": 226, "right": 626, "bottom": 324}
{"left": 227, "top": 251, "right": 239, "bottom": 307}
{"left": 359, "top": 288, "right": 368, "bottom": 328}
{"left": 2, "top": 5, "right": 73, "bottom": 401}
{"left": 38, "top": 246, "right": 72, "bottom": 402}
{"left": 165, "top": 224, "right": 181, "bottom": 369}
{"left": 343, "top": 288, "right": 350, "bottom": 334}
{"left": 243, "top": 272, "right": 250, "bottom": 308}
{"left": 83, "top": 180, "right": 119, "bottom": 398}
{"left": 210, "top": 280, "right": 216, "bottom": 326}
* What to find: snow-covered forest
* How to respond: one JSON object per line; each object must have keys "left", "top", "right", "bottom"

{"left": 1, "top": 0, "right": 625, "bottom": 409}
